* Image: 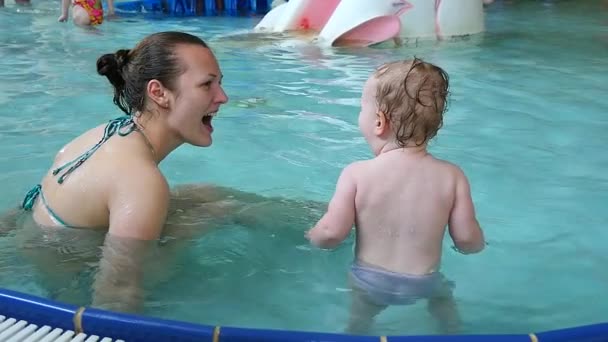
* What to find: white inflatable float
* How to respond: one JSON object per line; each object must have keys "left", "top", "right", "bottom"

{"left": 254, "top": 0, "right": 491, "bottom": 47}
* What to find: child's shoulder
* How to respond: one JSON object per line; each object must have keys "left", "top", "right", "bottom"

{"left": 338, "top": 159, "right": 375, "bottom": 182}
{"left": 341, "top": 160, "right": 366, "bottom": 175}
{"left": 345, "top": 158, "right": 377, "bottom": 171}
{"left": 427, "top": 154, "right": 467, "bottom": 176}
{"left": 433, "top": 156, "right": 458, "bottom": 168}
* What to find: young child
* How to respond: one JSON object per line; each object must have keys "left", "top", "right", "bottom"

{"left": 58, "top": 0, "right": 114, "bottom": 26}
{"left": 306, "top": 58, "right": 485, "bottom": 334}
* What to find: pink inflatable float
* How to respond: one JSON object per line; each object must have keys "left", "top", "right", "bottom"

{"left": 254, "top": 0, "right": 490, "bottom": 47}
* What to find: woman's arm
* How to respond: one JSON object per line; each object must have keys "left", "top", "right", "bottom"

{"left": 92, "top": 168, "right": 169, "bottom": 313}
{"left": 166, "top": 183, "right": 326, "bottom": 237}
{"left": 0, "top": 206, "right": 21, "bottom": 237}
{"left": 91, "top": 234, "right": 157, "bottom": 313}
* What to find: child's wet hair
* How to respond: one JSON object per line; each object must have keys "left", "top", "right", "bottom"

{"left": 96, "top": 31, "right": 209, "bottom": 116}
{"left": 374, "top": 57, "right": 449, "bottom": 147}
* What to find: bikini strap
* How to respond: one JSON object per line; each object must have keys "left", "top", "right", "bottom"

{"left": 22, "top": 184, "right": 42, "bottom": 210}
{"left": 21, "top": 184, "right": 71, "bottom": 226}
{"left": 52, "top": 116, "right": 137, "bottom": 184}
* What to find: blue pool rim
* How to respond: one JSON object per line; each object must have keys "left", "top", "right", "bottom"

{"left": 1, "top": 288, "right": 607, "bottom": 342}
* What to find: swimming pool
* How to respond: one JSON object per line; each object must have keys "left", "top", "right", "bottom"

{"left": 1, "top": 0, "right": 607, "bottom": 337}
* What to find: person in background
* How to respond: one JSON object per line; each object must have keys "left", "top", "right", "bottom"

{"left": 58, "top": 0, "right": 115, "bottom": 26}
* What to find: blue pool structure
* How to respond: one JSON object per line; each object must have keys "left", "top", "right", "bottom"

{"left": 1, "top": 288, "right": 608, "bottom": 341}
{"left": 111, "top": 0, "right": 273, "bottom": 17}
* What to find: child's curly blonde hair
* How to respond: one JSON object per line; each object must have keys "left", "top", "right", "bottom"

{"left": 374, "top": 58, "right": 450, "bottom": 147}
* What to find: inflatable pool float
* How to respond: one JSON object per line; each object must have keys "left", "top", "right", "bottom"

{"left": 254, "top": 0, "right": 488, "bottom": 47}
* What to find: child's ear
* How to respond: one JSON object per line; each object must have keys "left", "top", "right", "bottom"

{"left": 374, "top": 111, "right": 388, "bottom": 136}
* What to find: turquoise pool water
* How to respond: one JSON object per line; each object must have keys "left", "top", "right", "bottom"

{"left": 1, "top": 0, "right": 607, "bottom": 336}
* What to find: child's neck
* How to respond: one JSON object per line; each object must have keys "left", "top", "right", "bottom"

{"left": 377, "top": 141, "right": 428, "bottom": 156}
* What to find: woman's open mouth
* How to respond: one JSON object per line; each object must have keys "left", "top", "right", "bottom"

{"left": 202, "top": 114, "right": 214, "bottom": 133}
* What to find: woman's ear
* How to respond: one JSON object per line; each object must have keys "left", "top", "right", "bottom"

{"left": 147, "top": 79, "right": 170, "bottom": 109}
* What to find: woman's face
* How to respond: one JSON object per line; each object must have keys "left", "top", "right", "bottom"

{"left": 166, "top": 44, "right": 228, "bottom": 147}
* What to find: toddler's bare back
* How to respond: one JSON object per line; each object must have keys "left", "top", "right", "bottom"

{"left": 352, "top": 149, "right": 475, "bottom": 275}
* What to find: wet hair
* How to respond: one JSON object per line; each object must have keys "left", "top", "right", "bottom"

{"left": 96, "top": 31, "right": 209, "bottom": 116}
{"left": 373, "top": 57, "right": 450, "bottom": 147}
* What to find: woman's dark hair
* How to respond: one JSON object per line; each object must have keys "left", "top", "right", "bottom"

{"left": 96, "top": 31, "right": 209, "bottom": 116}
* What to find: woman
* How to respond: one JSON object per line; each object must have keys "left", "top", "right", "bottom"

{"left": 23, "top": 31, "right": 227, "bottom": 237}
{"left": 19, "top": 31, "right": 228, "bottom": 311}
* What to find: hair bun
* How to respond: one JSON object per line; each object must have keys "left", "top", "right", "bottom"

{"left": 114, "top": 49, "right": 131, "bottom": 69}
{"left": 97, "top": 50, "right": 128, "bottom": 97}
{"left": 96, "top": 49, "right": 130, "bottom": 77}
{"left": 97, "top": 53, "right": 118, "bottom": 77}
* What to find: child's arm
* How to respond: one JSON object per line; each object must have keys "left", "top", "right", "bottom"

{"left": 306, "top": 163, "right": 358, "bottom": 249}
{"left": 58, "top": 0, "right": 70, "bottom": 22}
{"left": 448, "top": 168, "right": 485, "bottom": 254}
{"left": 106, "top": 0, "right": 115, "bottom": 16}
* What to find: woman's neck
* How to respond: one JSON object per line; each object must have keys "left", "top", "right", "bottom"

{"left": 133, "top": 113, "right": 182, "bottom": 164}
